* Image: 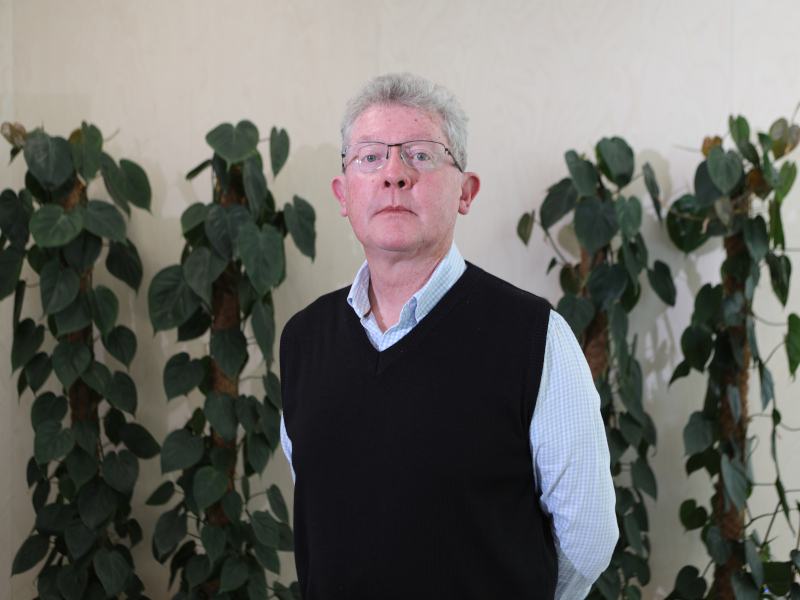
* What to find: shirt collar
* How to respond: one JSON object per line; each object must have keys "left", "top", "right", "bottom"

{"left": 346, "top": 243, "right": 467, "bottom": 324}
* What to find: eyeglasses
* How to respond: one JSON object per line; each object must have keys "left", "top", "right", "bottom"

{"left": 341, "top": 140, "right": 464, "bottom": 173}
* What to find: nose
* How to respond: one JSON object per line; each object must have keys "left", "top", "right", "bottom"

{"left": 382, "top": 146, "right": 414, "bottom": 189}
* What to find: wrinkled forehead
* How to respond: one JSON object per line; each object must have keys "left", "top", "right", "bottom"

{"left": 347, "top": 102, "right": 447, "bottom": 146}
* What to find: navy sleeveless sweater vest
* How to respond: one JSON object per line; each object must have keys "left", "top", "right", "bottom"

{"left": 280, "top": 263, "right": 556, "bottom": 600}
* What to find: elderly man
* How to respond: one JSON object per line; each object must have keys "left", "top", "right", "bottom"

{"left": 279, "top": 73, "right": 617, "bottom": 600}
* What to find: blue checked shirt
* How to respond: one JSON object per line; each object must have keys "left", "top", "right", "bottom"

{"left": 280, "top": 244, "right": 618, "bottom": 599}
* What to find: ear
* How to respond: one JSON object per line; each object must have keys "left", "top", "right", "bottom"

{"left": 331, "top": 175, "right": 348, "bottom": 217}
{"left": 457, "top": 172, "right": 480, "bottom": 215}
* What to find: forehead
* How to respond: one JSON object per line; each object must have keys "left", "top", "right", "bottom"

{"left": 350, "top": 103, "right": 445, "bottom": 144}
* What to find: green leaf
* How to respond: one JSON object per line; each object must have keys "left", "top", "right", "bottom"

{"left": 207, "top": 120, "right": 259, "bottom": 165}
{"left": 77, "top": 479, "right": 117, "bottom": 529}
{"left": 120, "top": 422, "right": 160, "bottom": 458}
{"left": 11, "top": 534, "right": 49, "bottom": 575}
{"left": 631, "top": 456, "right": 657, "bottom": 499}
{"left": 762, "top": 561, "right": 794, "bottom": 596}
{"left": 71, "top": 122, "right": 103, "bottom": 182}
{"left": 556, "top": 294, "right": 595, "bottom": 338}
{"left": 622, "top": 512, "right": 644, "bottom": 557}
{"left": 153, "top": 507, "right": 186, "bottom": 556}
{"left": 93, "top": 548, "right": 131, "bottom": 597}
{"left": 673, "top": 566, "right": 707, "bottom": 599}
{"left": 186, "top": 159, "right": 212, "bottom": 181}
{"left": 31, "top": 392, "right": 67, "bottom": 430}
{"left": 243, "top": 155, "right": 268, "bottom": 220}
{"left": 204, "top": 203, "right": 252, "bottom": 260}
{"left": 564, "top": 150, "right": 598, "bottom": 197}
{"left": 210, "top": 327, "right": 248, "bottom": 379}
{"left": 101, "top": 155, "right": 151, "bottom": 212}
{"left": 517, "top": 211, "right": 533, "bottom": 245}
{"left": 246, "top": 433, "right": 270, "bottom": 474}
{"left": 64, "top": 520, "right": 95, "bottom": 559}
{"left": 148, "top": 265, "right": 201, "bottom": 332}
{"left": 186, "top": 555, "right": 211, "bottom": 588}
{"left": 730, "top": 573, "right": 759, "bottom": 600}
{"left": 205, "top": 392, "right": 238, "bottom": 441}
{"left": 82, "top": 361, "right": 112, "bottom": 395}
{"left": 775, "top": 161, "right": 797, "bottom": 203}
{"left": 52, "top": 340, "right": 91, "bottom": 388}
{"left": 759, "top": 362, "right": 774, "bottom": 410}
{"left": 24, "top": 130, "right": 74, "bottom": 189}
{"left": 253, "top": 542, "right": 280, "bottom": 574}
{"left": 766, "top": 253, "right": 791, "bottom": 306}
{"left": 539, "top": 178, "right": 578, "bottom": 231}
{"left": 89, "top": 286, "right": 118, "bottom": 334}
{"left": 219, "top": 556, "right": 249, "bottom": 593}
{"left": 574, "top": 197, "right": 618, "bottom": 255}
{"left": 193, "top": 465, "right": 230, "bottom": 511}
{"left": 163, "top": 352, "right": 205, "bottom": 399}
{"left": 106, "top": 239, "right": 143, "bottom": 292}
{"left": 270, "top": 126, "right": 290, "bottom": 177}
{"left": 53, "top": 293, "right": 91, "bottom": 336}
{"left": 72, "top": 420, "right": 99, "bottom": 455}
{"left": 0, "top": 189, "right": 31, "bottom": 250}
{"left": 707, "top": 146, "right": 743, "bottom": 195}
{"left": 105, "top": 371, "right": 137, "bottom": 414}
{"left": 742, "top": 215, "right": 769, "bottom": 263}
{"left": 12, "top": 318, "right": 45, "bottom": 372}
{"left": 667, "top": 194, "right": 709, "bottom": 253}
{"left": 720, "top": 454, "right": 748, "bottom": 510}
{"left": 787, "top": 313, "right": 800, "bottom": 376}
{"left": 82, "top": 200, "right": 126, "bottom": 242}
{"left": 30, "top": 204, "right": 84, "bottom": 248}
{"left": 65, "top": 447, "right": 97, "bottom": 491}
{"left": 596, "top": 137, "right": 634, "bottom": 187}
{"left": 252, "top": 510, "right": 280, "bottom": 548}
{"left": 267, "top": 485, "right": 289, "bottom": 523}
{"left": 56, "top": 563, "right": 88, "bottom": 600}
{"left": 615, "top": 195, "right": 642, "bottom": 239}
{"left": 25, "top": 353, "right": 52, "bottom": 392}
{"left": 744, "top": 536, "right": 764, "bottom": 588}
{"left": 102, "top": 450, "right": 138, "bottom": 493}
{"left": 178, "top": 309, "right": 211, "bottom": 341}
{"left": 146, "top": 481, "right": 175, "bottom": 506}
{"left": 647, "top": 260, "right": 676, "bottom": 306}
{"left": 251, "top": 300, "right": 275, "bottom": 365}
{"left": 284, "top": 195, "right": 316, "bottom": 260}
{"left": 201, "top": 526, "right": 226, "bottom": 564}
{"left": 181, "top": 202, "right": 208, "bottom": 235}
{"left": 0, "top": 247, "right": 25, "bottom": 301}
{"left": 683, "top": 411, "right": 714, "bottom": 455}
{"left": 681, "top": 325, "right": 713, "bottom": 371}
{"left": 182, "top": 245, "right": 227, "bottom": 306}
{"left": 160, "top": 429, "right": 204, "bottom": 473}
{"left": 679, "top": 499, "right": 707, "bottom": 530}
{"left": 586, "top": 264, "right": 627, "bottom": 310}
{"left": 102, "top": 325, "right": 137, "bottom": 368}
{"left": 237, "top": 221, "right": 284, "bottom": 295}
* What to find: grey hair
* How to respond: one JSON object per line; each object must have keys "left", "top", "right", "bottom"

{"left": 340, "top": 72, "right": 469, "bottom": 169}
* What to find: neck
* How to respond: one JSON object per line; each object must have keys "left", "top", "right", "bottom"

{"left": 365, "top": 244, "right": 451, "bottom": 332}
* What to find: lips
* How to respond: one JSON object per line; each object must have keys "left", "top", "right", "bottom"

{"left": 377, "top": 206, "right": 414, "bottom": 214}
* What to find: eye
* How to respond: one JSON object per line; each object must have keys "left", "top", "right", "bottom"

{"left": 362, "top": 153, "right": 380, "bottom": 163}
{"left": 411, "top": 151, "right": 432, "bottom": 162}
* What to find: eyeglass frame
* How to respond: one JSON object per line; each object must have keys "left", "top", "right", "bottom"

{"left": 340, "top": 139, "right": 464, "bottom": 174}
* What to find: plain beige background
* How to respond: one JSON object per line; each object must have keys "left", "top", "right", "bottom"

{"left": 2, "top": 1, "right": 800, "bottom": 598}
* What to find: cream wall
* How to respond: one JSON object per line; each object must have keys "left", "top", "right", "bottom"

{"left": 2, "top": 1, "right": 800, "bottom": 598}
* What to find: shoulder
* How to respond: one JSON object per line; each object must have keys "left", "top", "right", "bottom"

{"left": 465, "top": 260, "right": 552, "bottom": 314}
{"left": 281, "top": 285, "right": 350, "bottom": 341}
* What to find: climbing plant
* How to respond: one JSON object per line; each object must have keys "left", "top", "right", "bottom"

{"left": 518, "top": 137, "right": 675, "bottom": 600}
{"left": 1, "top": 121, "right": 159, "bottom": 598}
{"left": 147, "top": 120, "right": 315, "bottom": 599}
{"left": 666, "top": 114, "right": 800, "bottom": 599}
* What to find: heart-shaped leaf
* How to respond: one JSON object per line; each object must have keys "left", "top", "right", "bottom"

{"left": 30, "top": 204, "right": 84, "bottom": 248}
{"left": 237, "top": 221, "right": 284, "bottom": 295}
{"left": 24, "top": 130, "right": 74, "bottom": 190}
{"left": 206, "top": 120, "right": 259, "bottom": 165}
{"left": 270, "top": 126, "right": 290, "bottom": 177}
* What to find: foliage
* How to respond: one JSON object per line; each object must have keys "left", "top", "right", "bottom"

{"left": 148, "top": 120, "right": 314, "bottom": 600}
{"left": 518, "top": 136, "right": 675, "bottom": 600}
{"left": 666, "top": 115, "right": 800, "bottom": 599}
{"left": 2, "top": 121, "right": 157, "bottom": 598}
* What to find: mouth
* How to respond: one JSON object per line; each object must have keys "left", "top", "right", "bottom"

{"left": 377, "top": 206, "right": 414, "bottom": 215}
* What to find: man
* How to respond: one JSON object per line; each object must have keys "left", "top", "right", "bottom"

{"left": 279, "top": 73, "right": 617, "bottom": 600}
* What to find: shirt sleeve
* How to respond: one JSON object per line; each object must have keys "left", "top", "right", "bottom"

{"left": 531, "top": 309, "right": 618, "bottom": 599}
{"left": 280, "top": 414, "right": 296, "bottom": 483}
